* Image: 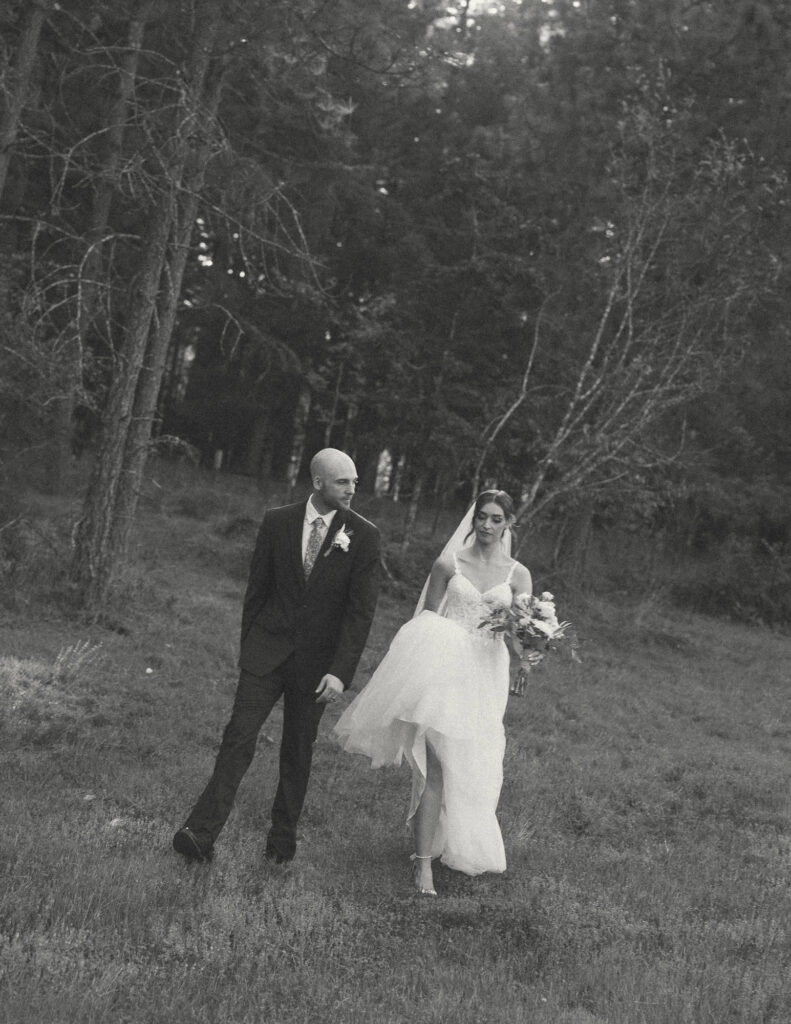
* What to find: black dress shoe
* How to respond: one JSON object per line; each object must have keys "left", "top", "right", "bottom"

{"left": 173, "top": 827, "right": 213, "bottom": 862}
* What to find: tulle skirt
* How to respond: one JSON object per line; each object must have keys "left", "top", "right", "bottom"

{"left": 333, "top": 610, "right": 509, "bottom": 875}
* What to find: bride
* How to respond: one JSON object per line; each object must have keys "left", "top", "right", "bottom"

{"left": 333, "top": 489, "right": 532, "bottom": 896}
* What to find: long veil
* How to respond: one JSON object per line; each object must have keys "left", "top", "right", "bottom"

{"left": 413, "top": 503, "right": 512, "bottom": 617}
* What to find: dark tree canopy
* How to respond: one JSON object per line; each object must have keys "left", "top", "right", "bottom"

{"left": 0, "top": 0, "right": 788, "bottom": 615}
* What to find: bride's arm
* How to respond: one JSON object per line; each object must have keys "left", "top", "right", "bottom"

{"left": 510, "top": 562, "right": 533, "bottom": 598}
{"left": 422, "top": 554, "right": 454, "bottom": 613}
{"left": 507, "top": 563, "right": 534, "bottom": 662}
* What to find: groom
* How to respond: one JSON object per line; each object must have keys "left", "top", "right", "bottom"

{"left": 173, "top": 448, "right": 381, "bottom": 864}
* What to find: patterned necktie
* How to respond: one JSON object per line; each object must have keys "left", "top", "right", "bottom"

{"left": 303, "top": 516, "right": 325, "bottom": 579}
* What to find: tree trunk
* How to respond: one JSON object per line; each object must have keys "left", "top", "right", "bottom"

{"left": 0, "top": 1, "right": 47, "bottom": 321}
{"left": 341, "top": 399, "right": 357, "bottom": 452}
{"left": 45, "top": 3, "right": 152, "bottom": 495}
{"left": 0, "top": 172, "right": 24, "bottom": 347}
{"left": 323, "top": 360, "right": 344, "bottom": 446}
{"left": 399, "top": 470, "right": 425, "bottom": 557}
{"left": 430, "top": 474, "right": 448, "bottom": 537}
{"left": 245, "top": 410, "right": 271, "bottom": 478}
{"left": 286, "top": 384, "right": 312, "bottom": 499}
{"left": 554, "top": 506, "right": 593, "bottom": 578}
{"left": 110, "top": 72, "right": 224, "bottom": 558}
{"left": 471, "top": 302, "right": 546, "bottom": 495}
{"left": 78, "top": 1, "right": 152, "bottom": 343}
{"left": 0, "top": 1, "right": 47, "bottom": 202}
{"left": 391, "top": 453, "right": 406, "bottom": 502}
{"left": 70, "top": 7, "right": 221, "bottom": 608}
{"left": 43, "top": 332, "right": 79, "bottom": 495}
{"left": 70, "top": 198, "right": 175, "bottom": 605}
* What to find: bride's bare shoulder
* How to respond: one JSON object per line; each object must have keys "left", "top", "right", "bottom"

{"left": 510, "top": 559, "right": 532, "bottom": 588}
{"left": 432, "top": 550, "right": 456, "bottom": 577}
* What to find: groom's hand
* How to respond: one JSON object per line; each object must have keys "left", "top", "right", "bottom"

{"left": 315, "top": 674, "right": 344, "bottom": 704}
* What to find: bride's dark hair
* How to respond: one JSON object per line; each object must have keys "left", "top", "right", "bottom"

{"left": 475, "top": 489, "right": 514, "bottom": 518}
{"left": 464, "top": 489, "right": 515, "bottom": 542}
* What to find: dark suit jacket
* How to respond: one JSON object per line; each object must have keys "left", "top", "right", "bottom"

{"left": 238, "top": 500, "right": 381, "bottom": 690}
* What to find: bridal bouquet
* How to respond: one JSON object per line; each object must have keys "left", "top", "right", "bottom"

{"left": 479, "top": 591, "right": 579, "bottom": 696}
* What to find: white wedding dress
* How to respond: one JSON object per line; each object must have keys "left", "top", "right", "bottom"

{"left": 333, "top": 555, "right": 515, "bottom": 875}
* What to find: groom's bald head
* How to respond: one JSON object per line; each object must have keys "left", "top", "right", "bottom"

{"left": 310, "top": 448, "right": 358, "bottom": 513}
{"left": 310, "top": 447, "right": 355, "bottom": 480}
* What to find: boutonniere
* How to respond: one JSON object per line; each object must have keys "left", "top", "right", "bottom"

{"left": 325, "top": 524, "right": 353, "bottom": 555}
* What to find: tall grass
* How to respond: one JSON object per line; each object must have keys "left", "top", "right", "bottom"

{"left": 1, "top": 465, "right": 790, "bottom": 1023}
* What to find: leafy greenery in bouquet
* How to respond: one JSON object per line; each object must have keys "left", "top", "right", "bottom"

{"left": 480, "top": 591, "right": 580, "bottom": 695}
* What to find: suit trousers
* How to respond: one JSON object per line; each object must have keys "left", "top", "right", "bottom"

{"left": 185, "top": 655, "right": 325, "bottom": 860}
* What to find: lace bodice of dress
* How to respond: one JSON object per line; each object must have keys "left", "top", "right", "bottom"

{"left": 443, "top": 557, "right": 515, "bottom": 641}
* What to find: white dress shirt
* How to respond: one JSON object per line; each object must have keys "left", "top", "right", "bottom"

{"left": 301, "top": 496, "right": 337, "bottom": 561}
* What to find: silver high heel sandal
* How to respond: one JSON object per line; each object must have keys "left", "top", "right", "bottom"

{"left": 410, "top": 853, "right": 437, "bottom": 897}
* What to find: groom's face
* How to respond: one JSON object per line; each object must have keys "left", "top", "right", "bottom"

{"left": 314, "top": 459, "right": 358, "bottom": 513}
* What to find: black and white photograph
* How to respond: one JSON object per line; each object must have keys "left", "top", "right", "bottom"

{"left": 1, "top": 1, "right": 789, "bottom": 1022}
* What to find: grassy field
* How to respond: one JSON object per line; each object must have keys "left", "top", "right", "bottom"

{"left": 1, "top": 467, "right": 790, "bottom": 1024}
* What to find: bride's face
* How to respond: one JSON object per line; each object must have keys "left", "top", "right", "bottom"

{"left": 474, "top": 502, "right": 509, "bottom": 546}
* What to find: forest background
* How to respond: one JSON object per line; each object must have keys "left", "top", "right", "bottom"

{"left": 2, "top": 4, "right": 791, "bottom": 1022}
{"left": 1, "top": 0, "right": 790, "bottom": 616}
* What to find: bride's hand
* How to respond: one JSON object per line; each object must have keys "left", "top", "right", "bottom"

{"left": 510, "top": 650, "right": 544, "bottom": 696}
{"left": 510, "top": 664, "right": 530, "bottom": 697}
{"left": 521, "top": 650, "right": 545, "bottom": 668}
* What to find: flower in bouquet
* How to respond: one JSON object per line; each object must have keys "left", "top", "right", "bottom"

{"left": 480, "top": 590, "right": 579, "bottom": 696}
{"left": 511, "top": 591, "right": 566, "bottom": 644}
{"left": 478, "top": 592, "right": 511, "bottom": 634}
